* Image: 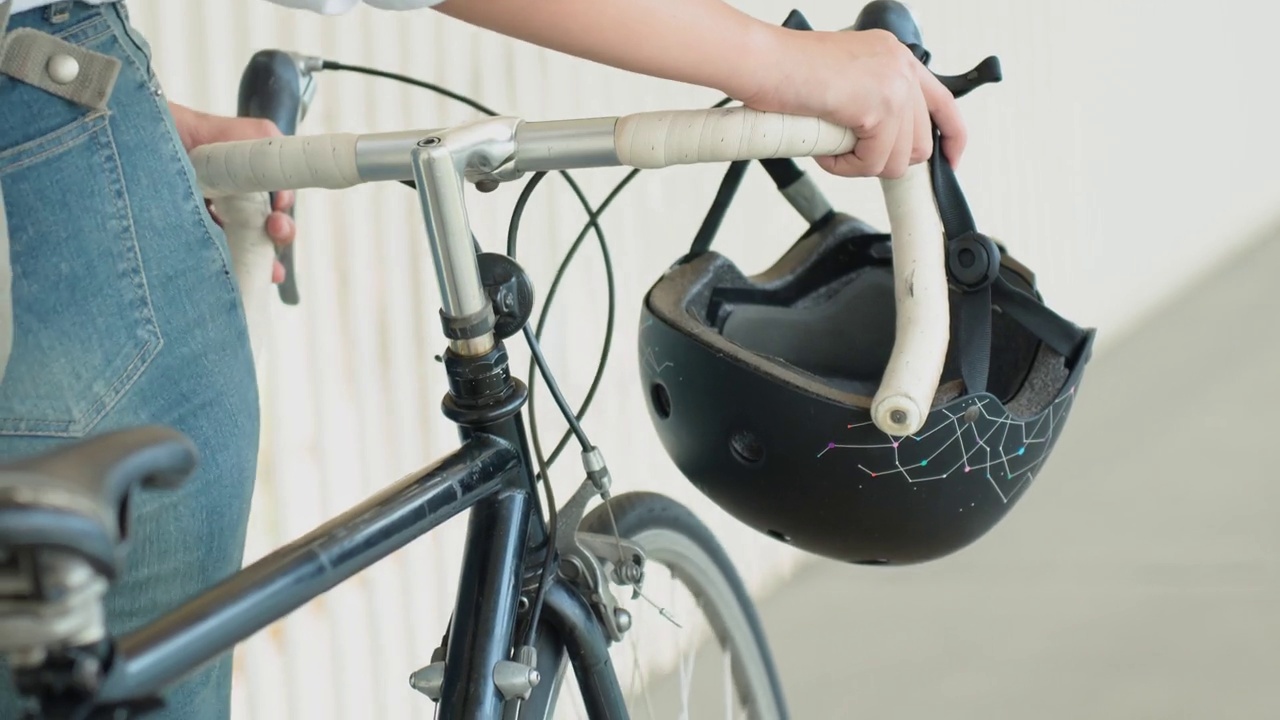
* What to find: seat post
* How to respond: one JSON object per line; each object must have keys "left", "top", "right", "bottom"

{"left": 0, "top": 547, "right": 109, "bottom": 666}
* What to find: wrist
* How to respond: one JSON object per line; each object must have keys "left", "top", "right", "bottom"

{"left": 166, "top": 100, "right": 192, "bottom": 121}
{"left": 721, "top": 24, "right": 808, "bottom": 110}
{"left": 712, "top": 21, "right": 789, "bottom": 103}
{"left": 167, "top": 101, "right": 198, "bottom": 149}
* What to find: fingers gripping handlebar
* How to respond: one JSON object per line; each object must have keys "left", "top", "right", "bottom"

{"left": 195, "top": 105, "right": 948, "bottom": 436}
{"left": 852, "top": 1, "right": 948, "bottom": 435}
{"left": 201, "top": 0, "right": 1000, "bottom": 437}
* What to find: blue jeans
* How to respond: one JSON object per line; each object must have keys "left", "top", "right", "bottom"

{"left": 0, "top": 2, "right": 258, "bottom": 718}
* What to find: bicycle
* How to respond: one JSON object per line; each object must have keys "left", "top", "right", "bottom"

{"left": 0, "top": 3, "right": 1006, "bottom": 718}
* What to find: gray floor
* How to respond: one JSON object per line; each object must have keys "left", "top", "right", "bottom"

{"left": 754, "top": 234, "right": 1280, "bottom": 719}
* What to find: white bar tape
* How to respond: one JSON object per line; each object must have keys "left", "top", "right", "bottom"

{"left": 871, "top": 163, "right": 950, "bottom": 437}
{"left": 191, "top": 134, "right": 361, "bottom": 198}
{"left": 214, "top": 193, "right": 277, "bottom": 363}
{"left": 615, "top": 108, "right": 855, "bottom": 169}
{"left": 189, "top": 109, "right": 948, "bottom": 437}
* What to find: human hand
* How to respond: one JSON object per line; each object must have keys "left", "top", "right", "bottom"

{"left": 169, "top": 102, "right": 296, "bottom": 284}
{"left": 736, "top": 27, "right": 966, "bottom": 179}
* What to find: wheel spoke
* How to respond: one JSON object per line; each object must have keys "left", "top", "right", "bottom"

{"left": 539, "top": 494, "right": 784, "bottom": 720}
{"left": 627, "top": 621, "right": 658, "bottom": 718}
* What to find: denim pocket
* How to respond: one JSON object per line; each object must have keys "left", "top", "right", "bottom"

{"left": 0, "top": 17, "right": 162, "bottom": 437}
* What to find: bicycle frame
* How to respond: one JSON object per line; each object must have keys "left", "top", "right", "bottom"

{"left": 91, "top": 431, "right": 626, "bottom": 719}
{"left": 76, "top": 51, "right": 950, "bottom": 719}
{"left": 91, "top": 433, "right": 510, "bottom": 705}
{"left": 2, "top": 2, "right": 993, "bottom": 714}
{"left": 77, "top": 117, "right": 635, "bottom": 720}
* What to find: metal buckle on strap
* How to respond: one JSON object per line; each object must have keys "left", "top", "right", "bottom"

{"left": 0, "top": 1, "right": 122, "bottom": 112}
{"left": 45, "top": 2, "right": 72, "bottom": 24}
{"left": 1, "top": 31, "right": 121, "bottom": 111}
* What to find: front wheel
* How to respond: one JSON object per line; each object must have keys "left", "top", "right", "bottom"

{"left": 548, "top": 492, "right": 789, "bottom": 720}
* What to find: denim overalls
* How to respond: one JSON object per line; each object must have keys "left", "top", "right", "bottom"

{"left": 0, "top": 3, "right": 259, "bottom": 718}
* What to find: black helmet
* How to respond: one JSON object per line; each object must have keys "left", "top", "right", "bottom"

{"left": 638, "top": 212, "right": 1093, "bottom": 564}
{"left": 637, "top": 94, "right": 1094, "bottom": 564}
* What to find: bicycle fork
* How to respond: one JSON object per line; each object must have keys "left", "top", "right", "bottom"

{"left": 407, "top": 343, "right": 629, "bottom": 719}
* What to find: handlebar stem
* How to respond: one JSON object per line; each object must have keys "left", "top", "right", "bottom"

{"left": 409, "top": 117, "right": 522, "bottom": 356}
{"left": 355, "top": 117, "right": 621, "bottom": 186}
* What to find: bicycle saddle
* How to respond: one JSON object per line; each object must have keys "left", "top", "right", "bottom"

{"left": 0, "top": 426, "right": 197, "bottom": 579}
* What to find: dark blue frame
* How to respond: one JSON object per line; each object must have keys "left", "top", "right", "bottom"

{"left": 90, "top": 429, "right": 628, "bottom": 719}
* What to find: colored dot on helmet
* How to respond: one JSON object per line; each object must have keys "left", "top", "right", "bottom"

{"left": 1018, "top": 447, "right": 1026, "bottom": 455}
{"left": 892, "top": 441, "right": 899, "bottom": 448}
{"left": 920, "top": 459, "right": 928, "bottom": 467}
{"left": 964, "top": 466, "right": 971, "bottom": 472}
{"left": 827, "top": 442, "right": 836, "bottom": 449}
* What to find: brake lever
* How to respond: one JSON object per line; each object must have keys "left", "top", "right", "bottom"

{"left": 910, "top": 45, "right": 1004, "bottom": 98}
{"left": 236, "top": 51, "right": 322, "bottom": 306}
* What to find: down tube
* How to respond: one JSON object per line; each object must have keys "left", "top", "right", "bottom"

{"left": 438, "top": 489, "right": 533, "bottom": 718}
{"left": 95, "top": 435, "right": 520, "bottom": 706}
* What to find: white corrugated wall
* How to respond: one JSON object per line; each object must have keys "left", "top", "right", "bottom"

{"left": 124, "top": 1, "right": 1278, "bottom": 717}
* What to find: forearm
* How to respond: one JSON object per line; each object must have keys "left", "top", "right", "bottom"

{"left": 433, "top": 0, "right": 783, "bottom": 101}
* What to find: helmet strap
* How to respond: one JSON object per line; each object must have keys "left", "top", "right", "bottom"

{"left": 929, "top": 132, "right": 1092, "bottom": 387}
{"left": 928, "top": 130, "right": 999, "bottom": 396}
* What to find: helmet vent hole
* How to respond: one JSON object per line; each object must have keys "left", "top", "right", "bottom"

{"left": 729, "top": 431, "right": 764, "bottom": 465}
{"left": 766, "top": 529, "right": 791, "bottom": 544}
{"left": 650, "top": 382, "right": 672, "bottom": 419}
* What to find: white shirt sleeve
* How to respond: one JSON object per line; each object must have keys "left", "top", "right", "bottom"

{"left": 265, "top": 0, "right": 444, "bottom": 14}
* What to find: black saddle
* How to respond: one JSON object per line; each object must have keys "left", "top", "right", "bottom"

{"left": 0, "top": 426, "right": 197, "bottom": 579}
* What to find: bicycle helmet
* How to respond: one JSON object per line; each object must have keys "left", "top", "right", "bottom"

{"left": 637, "top": 77, "right": 1095, "bottom": 564}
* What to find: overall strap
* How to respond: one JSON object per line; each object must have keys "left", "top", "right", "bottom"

{"left": 0, "top": 1, "right": 127, "bottom": 386}
{"left": 0, "top": 3, "right": 122, "bottom": 111}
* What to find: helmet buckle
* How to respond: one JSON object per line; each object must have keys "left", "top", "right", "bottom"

{"left": 947, "top": 231, "right": 1001, "bottom": 292}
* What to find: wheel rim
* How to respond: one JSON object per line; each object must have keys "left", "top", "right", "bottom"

{"left": 551, "top": 525, "right": 781, "bottom": 720}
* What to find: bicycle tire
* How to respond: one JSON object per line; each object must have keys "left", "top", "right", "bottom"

{"left": 555, "top": 491, "right": 790, "bottom": 720}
